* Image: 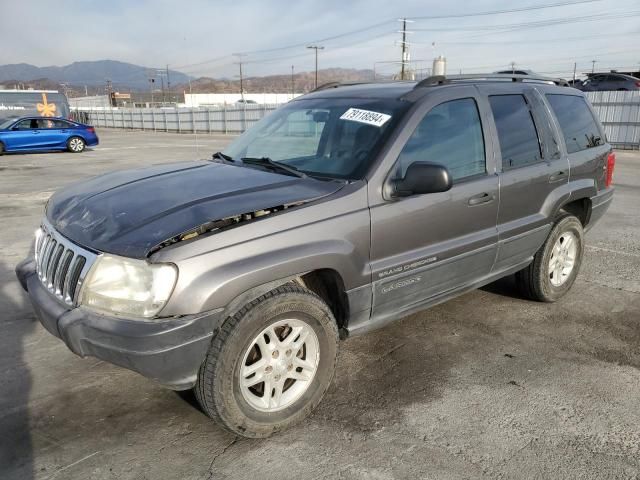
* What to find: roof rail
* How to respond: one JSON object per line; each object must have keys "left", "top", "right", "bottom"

{"left": 414, "top": 73, "right": 569, "bottom": 88}
{"left": 310, "top": 81, "right": 374, "bottom": 93}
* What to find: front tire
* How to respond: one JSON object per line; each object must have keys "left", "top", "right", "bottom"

{"left": 0, "top": 142, "right": 5, "bottom": 155}
{"left": 195, "top": 284, "right": 339, "bottom": 438}
{"left": 516, "top": 214, "right": 584, "bottom": 302}
{"left": 67, "top": 136, "right": 85, "bottom": 153}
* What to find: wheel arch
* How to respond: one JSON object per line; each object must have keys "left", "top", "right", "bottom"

{"left": 216, "top": 268, "right": 350, "bottom": 333}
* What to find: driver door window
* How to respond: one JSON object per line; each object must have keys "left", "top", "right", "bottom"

{"left": 395, "top": 98, "right": 486, "bottom": 182}
{"left": 14, "top": 119, "right": 36, "bottom": 130}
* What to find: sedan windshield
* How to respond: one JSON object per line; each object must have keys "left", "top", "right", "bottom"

{"left": 223, "top": 97, "right": 410, "bottom": 180}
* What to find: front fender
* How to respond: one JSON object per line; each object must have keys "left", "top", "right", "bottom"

{"left": 155, "top": 187, "right": 371, "bottom": 316}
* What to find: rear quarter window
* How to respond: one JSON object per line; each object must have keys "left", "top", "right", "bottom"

{"left": 545, "top": 94, "right": 603, "bottom": 154}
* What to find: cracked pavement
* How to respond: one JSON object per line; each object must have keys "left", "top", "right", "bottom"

{"left": 1, "top": 131, "right": 639, "bottom": 479}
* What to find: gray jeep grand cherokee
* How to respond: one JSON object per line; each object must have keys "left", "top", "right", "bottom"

{"left": 16, "top": 74, "right": 615, "bottom": 438}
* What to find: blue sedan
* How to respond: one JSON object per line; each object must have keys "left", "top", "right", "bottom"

{"left": 0, "top": 116, "right": 99, "bottom": 154}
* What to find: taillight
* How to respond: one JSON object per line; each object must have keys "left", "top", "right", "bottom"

{"left": 605, "top": 152, "right": 615, "bottom": 187}
{"left": 86, "top": 126, "right": 95, "bottom": 133}
{"left": 635, "top": 81, "right": 640, "bottom": 88}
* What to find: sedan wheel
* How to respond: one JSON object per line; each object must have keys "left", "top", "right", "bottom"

{"left": 67, "top": 137, "right": 85, "bottom": 153}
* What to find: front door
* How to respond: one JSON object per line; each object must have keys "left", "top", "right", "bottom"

{"left": 5, "top": 119, "right": 37, "bottom": 150}
{"left": 368, "top": 87, "right": 499, "bottom": 323}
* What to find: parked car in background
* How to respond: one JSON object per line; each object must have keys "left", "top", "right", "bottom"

{"left": 16, "top": 74, "right": 614, "bottom": 438}
{"left": 579, "top": 73, "right": 640, "bottom": 91}
{"left": 0, "top": 117, "right": 98, "bottom": 154}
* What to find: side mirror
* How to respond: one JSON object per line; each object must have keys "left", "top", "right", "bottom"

{"left": 391, "top": 162, "right": 452, "bottom": 197}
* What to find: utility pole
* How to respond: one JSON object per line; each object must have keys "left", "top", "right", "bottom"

{"left": 166, "top": 64, "right": 171, "bottom": 103}
{"left": 233, "top": 53, "right": 247, "bottom": 102}
{"left": 291, "top": 65, "right": 295, "bottom": 99}
{"left": 148, "top": 77, "right": 155, "bottom": 105}
{"left": 510, "top": 61, "right": 516, "bottom": 74}
{"left": 106, "top": 79, "right": 113, "bottom": 107}
{"left": 591, "top": 60, "right": 597, "bottom": 74}
{"left": 573, "top": 62, "right": 577, "bottom": 82}
{"left": 397, "top": 18, "right": 414, "bottom": 80}
{"left": 306, "top": 45, "right": 324, "bottom": 89}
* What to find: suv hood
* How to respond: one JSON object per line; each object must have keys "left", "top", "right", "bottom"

{"left": 47, "top": 161, "right": 343, "bottom": 258}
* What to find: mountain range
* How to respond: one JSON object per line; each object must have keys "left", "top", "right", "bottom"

{"left": 0, "top": 60, "right": 190, "bottom": 91}
{"left": 0, "top": 60, "right": 379, "bottom": 95}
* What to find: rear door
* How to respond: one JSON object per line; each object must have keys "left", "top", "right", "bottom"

{"left": 478, "top": 85, "right": 570, "bottom": 272}
{"left": 368, "top": 86, "right": 499, "bottom": 321}
{"left": 33, "top": 118, "right": 65, "bottom": 148}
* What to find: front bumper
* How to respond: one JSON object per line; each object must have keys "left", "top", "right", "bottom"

{"left": 16, "top": 257, "right": 223, "bottom": 390}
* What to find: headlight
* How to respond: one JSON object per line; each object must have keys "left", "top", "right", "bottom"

{"left": 80, "top": 255, "right": 178, "bottom": 318}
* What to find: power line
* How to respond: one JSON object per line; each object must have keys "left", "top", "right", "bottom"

{"left": 168, "top": 0, "right": 602, "bottom": 73}
{"left": 410, "top": 11, "right": 640, "bottom": 32}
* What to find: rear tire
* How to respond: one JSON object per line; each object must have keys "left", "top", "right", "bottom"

{"left": 67, "top": 136, "right": 85, "bottom": 153}
{"left": 516, "top": 214, "right": 584, "bottom": 302}
{"left": 195, "top": 284, "right": 339, "bottom": 438}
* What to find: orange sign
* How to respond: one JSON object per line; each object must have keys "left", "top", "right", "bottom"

{"left": 36, "top": 93, "right": 57, "bottom": 117}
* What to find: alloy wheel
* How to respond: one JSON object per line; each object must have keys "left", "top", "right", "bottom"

{"left": 239, "top": 318, "right": 319, "bottom": 412}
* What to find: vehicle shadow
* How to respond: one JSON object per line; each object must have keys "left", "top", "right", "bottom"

{"left": 0, "top": 260, "right": 35, "bottom": 480}
{"left": 480, "top": 273, "right": 529, "bottom": 300}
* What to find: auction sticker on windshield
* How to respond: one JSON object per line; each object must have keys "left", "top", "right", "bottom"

{"left": 340, "top": 108, "right": 391, "bottom": 127}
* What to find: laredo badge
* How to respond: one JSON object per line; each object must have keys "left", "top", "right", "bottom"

{"left": 340, "top": 108, "right": 391, "bottom": 127}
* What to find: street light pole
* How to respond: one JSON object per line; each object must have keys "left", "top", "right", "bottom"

{"left": 306, "top": 45, "right": 324, "bottom": 89}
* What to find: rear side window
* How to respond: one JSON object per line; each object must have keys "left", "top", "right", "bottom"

{"left": 489, "top": 95, "right": 542, "bottom": 169}
{"left": 396, "top": 98, "right": 486, "bottom": 181}
{"left": 545, "top": 94, "right": 603, "bottom": 154}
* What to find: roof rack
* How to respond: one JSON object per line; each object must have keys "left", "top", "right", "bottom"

{"left": 414, "top": 73, "right": 569, "bottom": 89}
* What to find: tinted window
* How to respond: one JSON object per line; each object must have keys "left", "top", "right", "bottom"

{"left": 396, "top": 98, "right": 485, "bottom": 181}
{"left": 489, "top": 95, "right": 542, "bottom": 169}
{"left": 545, "top": 94, "right": 603, "bottom": 154}
{"left": 52, "top": 119, "right": 73, "bottom": 128}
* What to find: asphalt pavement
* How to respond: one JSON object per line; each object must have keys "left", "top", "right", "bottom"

{"left": 1, "top": 129, "right": 639, "bottom": 479}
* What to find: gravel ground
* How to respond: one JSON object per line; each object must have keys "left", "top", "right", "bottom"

{"left": 1, "top": 129, "right": 639, "bottom": 480}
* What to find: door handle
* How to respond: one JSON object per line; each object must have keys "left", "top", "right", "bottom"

{"left": 548, "top": 170, "right": 568, "bottom": 183}
{"left": 468, "top": 192, "right": 495, "bottom": 206}
{"left": 32, "top": 131, "right": 40, "bottom": 134}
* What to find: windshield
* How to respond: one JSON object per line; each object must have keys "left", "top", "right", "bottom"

{"left": 223, "top": 97, "right": 410, "bottom": 179}
{"left": 0, "top": 118, "right": 15, "bottom": 129}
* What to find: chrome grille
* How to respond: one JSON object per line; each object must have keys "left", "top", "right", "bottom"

{"left": 35, "top": 220, "right": 98, "bottom": 306}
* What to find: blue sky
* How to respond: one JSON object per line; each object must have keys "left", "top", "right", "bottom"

{"left": 2, "top": 0, "right": 639, "bottom": 79}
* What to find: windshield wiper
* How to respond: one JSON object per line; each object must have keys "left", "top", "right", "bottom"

{"left": 211, "top": 151, "right": 235, "bottom": 163}
{"left": 241, "top": 157, "right": 308, "bottom": 178}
